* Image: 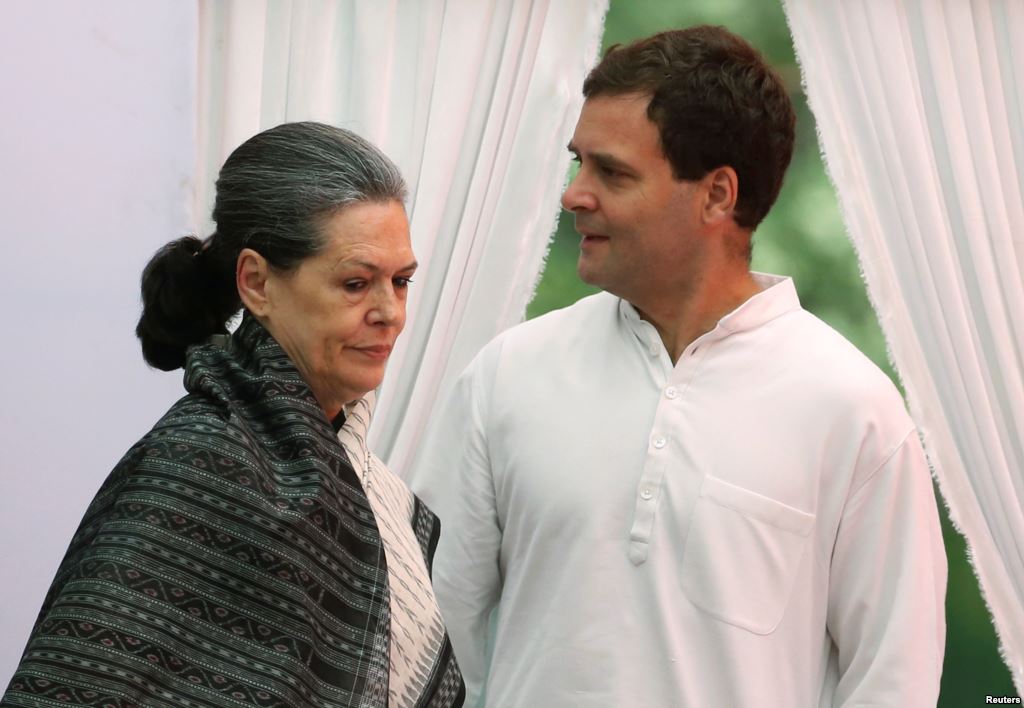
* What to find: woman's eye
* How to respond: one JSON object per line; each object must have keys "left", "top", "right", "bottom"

{"left": 343, "top": 280, "right": 368, "bottom": 292}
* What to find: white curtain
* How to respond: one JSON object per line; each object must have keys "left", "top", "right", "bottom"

{"left": 195, "top": 0, "right": 608, "bottom": 474}
{"left": 783, "top": 0, "right": 1024, "bottom": 691}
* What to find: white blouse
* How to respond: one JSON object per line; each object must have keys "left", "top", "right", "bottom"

{"left": 337, "top": 393, "right": 446, "bottom": 708}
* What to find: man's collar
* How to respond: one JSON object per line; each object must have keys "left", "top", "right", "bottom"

{"left": 718, "top": 272, "right": 801, "bottom": 334}
{"left": 617, "top": 271, "right": 801, "bottom": 346}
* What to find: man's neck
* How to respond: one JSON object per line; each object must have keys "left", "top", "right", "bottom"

{"left": 632, "top": 267, "right": 761, "bottom": 364}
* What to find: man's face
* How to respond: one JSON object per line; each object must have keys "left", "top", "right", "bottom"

{"left": 563, "top": 93, "right": 706, "bottom": 306}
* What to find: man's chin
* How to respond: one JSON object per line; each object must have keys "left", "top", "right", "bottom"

{"left": 576, "top": 255, "right": 597, "bottom": 283}
{"left": 578, "top": 267, "right": 634, "bottom": 302}
{"left": 577, "top": 260, "right": 609, "bottom": 290}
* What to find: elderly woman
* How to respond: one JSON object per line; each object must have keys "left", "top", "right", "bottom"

{"left": 3, "top": 122, "right": 464, "bottom": 707}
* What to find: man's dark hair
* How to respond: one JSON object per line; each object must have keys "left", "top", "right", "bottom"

{"left": 583, "top": 25, "right": 796, "bottom": 230}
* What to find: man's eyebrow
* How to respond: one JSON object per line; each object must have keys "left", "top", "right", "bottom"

{"left": 591, "top": 152, "right": 634, "bottom": 172}
{"left": 568, "top": 144, "right": 635, "bottom": 174}
{"left": 589, "top": 150, "right": 634, "bottom": 174}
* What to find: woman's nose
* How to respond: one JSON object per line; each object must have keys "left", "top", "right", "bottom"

{"left": 368, "top": 286, "right": 404, "bottom": 327}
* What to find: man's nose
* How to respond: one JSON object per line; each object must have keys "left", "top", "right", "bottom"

{"left": 561, "top": 171, "right": 597, "bottom": 212}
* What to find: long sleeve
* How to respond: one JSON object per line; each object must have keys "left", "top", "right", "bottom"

{"left": 408, "top": 343, "right": 504, "bottom": 707}
{"left": 826, "top": 431, "right": 947, "bottom": 706}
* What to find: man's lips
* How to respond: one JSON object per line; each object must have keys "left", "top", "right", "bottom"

{"left": 579, "top": 232, "right": 610, "bottom": 247}
{"left": 352, "top": 344, "right": 393, "bottom": 361}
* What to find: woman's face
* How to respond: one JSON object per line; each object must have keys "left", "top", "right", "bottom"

{"left": 259, "top": 200, "right": 416, "bottom": 417}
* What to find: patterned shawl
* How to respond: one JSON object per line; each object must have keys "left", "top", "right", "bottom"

{"left": 3, "top": 314, "right": 464, "bottom": 707}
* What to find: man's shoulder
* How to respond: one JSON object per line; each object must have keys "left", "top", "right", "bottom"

{"left": 781, "top": 308, "right": 908, "bottom": 421}
{"left": 458, "top": 291, "right": 617, "bottom": 389}
{"left": 496, "top": 290, "right": 617, "bottom": 348}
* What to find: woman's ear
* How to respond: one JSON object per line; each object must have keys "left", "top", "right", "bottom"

{"left": 236, "top": 248, "right": 271, "bottom": 316}
{"left": 702, "top": 165, "right": 739, "bottom": 225}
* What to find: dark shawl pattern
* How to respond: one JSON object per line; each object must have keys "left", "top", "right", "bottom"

{"left": 3, "top": 315, "right": 464, "bottom": 708}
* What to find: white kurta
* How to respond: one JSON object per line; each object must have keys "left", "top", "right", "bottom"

{"left": 408, "top": 274, "right": 946, "bottom": 708}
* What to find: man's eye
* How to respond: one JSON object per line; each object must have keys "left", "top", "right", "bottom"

{"left": 394, "top": 277, "right": 413, "bottom": 289}
{"left": 600, "top": 165, "right": 624, "bottom": 178}
{"left": 343, "top": 280, "right": 368, "bottom": 292}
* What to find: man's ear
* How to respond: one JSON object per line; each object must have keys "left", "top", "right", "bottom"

{"left": 702, "top": 166, "right": 739, "bottom": 225}
{"left": 236, "top": 248, "right": 271, "bottom": 316}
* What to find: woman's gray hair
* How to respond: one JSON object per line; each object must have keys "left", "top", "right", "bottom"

{"left": 213, "top": 121, "right": 407, "bottom": 270}
{"left": 136, "top": 121, "right": 407, "bottom": 370}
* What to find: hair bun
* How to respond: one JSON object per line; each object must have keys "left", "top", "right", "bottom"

{"left": 135, "top": 235, "right": 235, "bottom": 371}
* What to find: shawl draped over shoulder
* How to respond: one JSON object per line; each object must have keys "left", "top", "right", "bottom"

{"left": 3, "top": 314, "right": 464, "bottom": 708}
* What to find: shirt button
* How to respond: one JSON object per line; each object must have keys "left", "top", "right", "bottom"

{"left": 640, "top": 488, "right": 653, "bottom": 500}
{"left": 653, "top": 436, "right": 666, "bottom": 449}
{"left": 665, "top": 386, "right": 678, "bottom": 399}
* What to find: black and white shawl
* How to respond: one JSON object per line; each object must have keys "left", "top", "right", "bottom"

{"left": 3, "top": 314, "right": 464, "bottom": 707}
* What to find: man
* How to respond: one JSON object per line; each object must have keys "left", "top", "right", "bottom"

{"left": 409, "top": 26, "right": 946, "bottom": 707}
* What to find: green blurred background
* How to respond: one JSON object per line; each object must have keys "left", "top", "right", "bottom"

{"left": 526, "top": 2, "right": 1015, "bottom": 704}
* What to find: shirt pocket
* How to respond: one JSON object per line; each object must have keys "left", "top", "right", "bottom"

{"left": 680, "top": 474, "right": 815, "bottom": 635}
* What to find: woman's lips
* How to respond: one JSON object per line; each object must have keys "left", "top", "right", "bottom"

{"left": 353, "top": 345, "right": 393, "bottom": 361}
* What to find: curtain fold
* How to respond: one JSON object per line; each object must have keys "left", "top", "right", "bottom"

{"left": 195, "top": 0, "right": 608, "bottom": 471}
{"left": 783, "top": 0, "right": 1024, "bottom": 691}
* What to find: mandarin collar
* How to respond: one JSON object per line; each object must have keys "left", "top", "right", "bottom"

{"left": 618, "top": 272, "right": 802, "bottom": 350}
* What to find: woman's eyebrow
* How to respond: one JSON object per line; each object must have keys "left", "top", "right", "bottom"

{"left": 334, "top": 257, "right": 419, "bottom": 272}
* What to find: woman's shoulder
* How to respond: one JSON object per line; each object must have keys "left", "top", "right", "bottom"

{"left": 81, "top": 392, "right": 236, "bottom": 511}
{"left": 82, "top": 391, "right": 248, "bottom": 518}
{"left": 151, "top": 390, "right": 232, "bottom": 433}
{"left": 129, "top": 391, "right": 239, "bottom": 457}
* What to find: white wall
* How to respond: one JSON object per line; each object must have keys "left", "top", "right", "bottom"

{"left": 0, "top": 1, "right": 197, "bottom": 685}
